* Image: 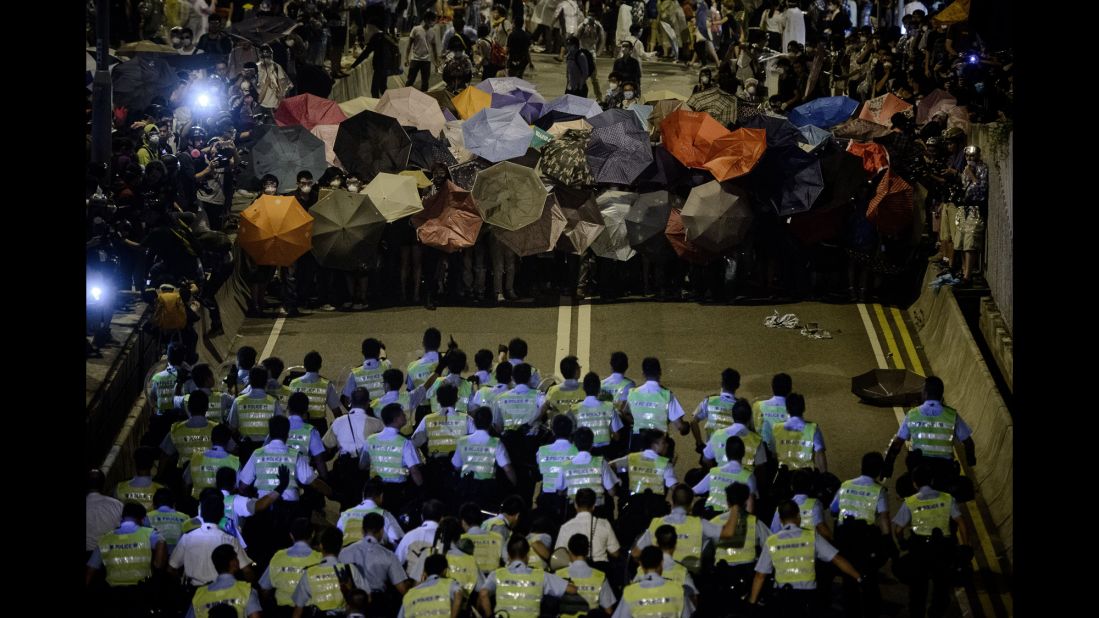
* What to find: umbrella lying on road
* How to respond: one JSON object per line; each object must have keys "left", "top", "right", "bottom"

{"left": 376, "top": 86, "right": 447, "bottom": 137}
{"left": 238, "top": 195, "right": 314, "bottom": 266}
{"left": 681, "top": 181, "right": 754, "bottom": 253}
{"left": 588, "top": 108, "right": 645, "bottom": 131}
{"left": 334, "top": 110, "right": 412, "bottom": 181}
{"left": 591, "top": 191, "right": 640, "bottom": 261}
{"left": 275, "top": 93, "right": 347, "bottom": 130}
{"left": 495, "top": 195, "right": 568, "bottom": 256}
{"left": 463, "top": 108, "right": 532, "bottom": 163}
{"left": 426, "top": 88, "right": 460, "bottom": 120}
{"left": 540, "top": 94, "right": 603, "bottom": 119}
{"left": 364, "top": 173, "right": 423, "bottom": 222}
{"left": 448, "top": 159, "right": 491, "bottom": 190}
{"left": 545, "top": 118, "right": 593, "bottom": 138}
{"left": 453, "top": 86, "right": 492, "bottom": 119}
{"left": 414, "top": 181, "right": 483, "bottom": 253}
{"left": 851, "top": 368, "right": 926, "bottom": 407}
{"left": 472, "top": 161, "right": 547, "bottom": 231}
{"left": 309, "top": 189, "right": 386, "bottom": 270}
{"left": 337, "top": 96, "right": 380, "bottom": 117}
{"left": 251, "top": 125, "right": 329, "bottom": 187}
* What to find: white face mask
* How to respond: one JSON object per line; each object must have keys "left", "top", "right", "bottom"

{"left": 263, "top": 185, "right": 278, "bottom": 194}
{"left": 623, "top": 91, "right": 635, "bottom": 100}
{"left": 299, "top": 184, "right": 312, "bottom": 194}
{"left": 347, "top": 183, "right": 361, "bottom": 193}
{"left": 329, "top": 180, "right": 342, "bottom": 188}
{"left": 609, "top": 82, "right": 619, "bottom": 90}
{"left": 747, "top": 86, "right": 756, "bottom": 95}
{"left": 148, "top": 134, "right": 161, "bottom": 145}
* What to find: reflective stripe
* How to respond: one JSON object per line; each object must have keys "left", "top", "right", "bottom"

{"left": 289, "top": 377, "right": 331, "bottom": 421}
{"left": 703, "top": 395, "right": 735, "bottom": 431}
{"left": 647, "top": 516, "right": 703, "bottom": 562}
{"left": 148, "top": 510, "right": 188, "bottom": 547}
{"left": 234, "top": 394, "right": 278, "bottom": 439}
{"left": 707, "top": 427, "right": 763, "bottom": 471}
{"left": 600, "top": 376, "right": 633, "bottom": 400}
{"left": 425, "top": 413, "right": 468, "bottom": 455}
{"left": 444, "top": 551, "right": 479, "bottom": 595}
{"left": 563, "top": 456, "right": 605, "bottom": 497}
{"left": 252, "top": 447, "right": 298, "bottom": 492}
{"left": 905, "top": 406, "right": 957, "bottom": 459}
{"left": 906, "top": 493, "right": 953, "bottom": 537}
{"left": 428, "top": 379, "right": 474, "bottom": 414}
{"left": 151, "top": 371, "right": 178, "bottom": 412}
{"left": 184, "top": 390, "right": 226, "bottom": 423}
{"left": 537, "top": 444, "right": 578, "bottom": 489}
{"left": 170, "top": 421, "right": 217, "bottom": 466}
{"left": 798, "top": 498, "right": 819, "bottom": 531}
{"left": 767, "top": 528, "right": 816, "bottom": 585}
{"left": 627, "top": 453, "right": 668, "bottom": 495}
{"left": 305, "top": 563, "right": 349, "bottom": 611}
{"left": 268, "top": 549, "right": 322, "bottom": 606}
{"left": 622, "top": 580, "right": 684, "bottom": 618}
{"left": 494, "top": 568, "right": 545, "bottom": 618}
{"left": 100, "top": 527, "right": 154, "bottom": 586}
{"left": 192, "top": 581, "right": 251, "bottom": 618}
{"left": 458, "top": 436, "right": 498, "bottom": 480}
{"left": 838, "top": 480, "right": 882, "bottom": 525}
{"left": 575, "top": 401, "right": 615, "bottom": 445}
{"left": 773, "top": 422, "right": 816, "bottom": 469}
{"left": 287, "top": 423, "right": 315, "bottom": 456}
{"left": 712, "top": 513, "right": 758, "bottom": 565}
{"left": 461, "top": 532, "right": 503, "bottom": 573}
{"left": 338, "top": 505, "right": 383, "bottom": 545}
{"left": 407, "top": 358, "right": 438, "bottom": 390}
{"left": 402, "top": 577, "right": 455, "bottom": 618}
{"left": 545, "top": 385, "right": 585, "bottom": 417}
{"left": 496, "top": 389, "right": 540, "bottom": 430}
{"left": 556, "top": 567, "right": 605, "bottom": 611}
{"left": 703, "top": 467, "right": 752, "bottom": 512}
{"left": 351, "top": 364, "right": 388, "bottom": 399}
{"left": 753, "top": 400, "right": 788, "bottom": 438}
{"left": 190, "top": 453, "right": 240, "bottom": 499}
{"left": 474, "top": 386, "right": 506, "bottom": 410}
{"left": 116, "top": 480, "right": 163, "bottom": 512}
{"left": 367, "top": 433, "right": 410, "bottom": 481}
{"left": 627, "top": 388, "right": 672, "bottom": 433}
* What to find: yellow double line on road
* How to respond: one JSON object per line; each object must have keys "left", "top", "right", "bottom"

{"left": 858, "top": 303, "right": 1012, "bottom": 618}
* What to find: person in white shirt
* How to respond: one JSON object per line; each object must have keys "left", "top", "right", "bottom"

{"left": 396, "top": 499, "right": 447, "bottom": 565}
{"left": 169, "top": 493, "right": 255, "bottom": 587}
{"left": 554, "top": 488, "right": 622, "bottom": 564}
{"left": 325, "top": 388, "right": 386, "bottom": 458}
{"left": 553, "top": 0, "right": 582, "bottom": 61}
{"left": 86, "top": 470, "right": 124, "bottom": 555}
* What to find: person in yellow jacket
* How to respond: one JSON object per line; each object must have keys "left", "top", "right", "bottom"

{"left": 162, "top": 389, "right": 217, "bottom": 478}
{"left": 753, "top": 372, "right": 793, "bottom": 449}
{"left": 631, "top": 484, "right": 742, "bottom": 569}
{"left": 342, "top": 338, "right": 394, "bottom": 408}
{"left": 186, "top": 544, "right": 263, "bottom": 618}
{"left": 398, "top": 553, "right": 465, "bottom": 618}
{"left": 614, "top": 545, "right": 691, "bottom": 618}
{"left": 477, "top": 536, "right": 576, "bottom": 618}
{"left": 291, "top": 527, "right": 367, "bottom": 617}
{"left": 259, "top": 518, "right": 322, "bottom": 610}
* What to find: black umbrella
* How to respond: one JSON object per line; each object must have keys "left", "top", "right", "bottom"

{"left": 111, "top": 56, "right": 178, "bottom": 110}
{"left": 251, "top": 125, "right": 329, "bottom": 187}
{"left": 448, "top": 159, "right": 491, "bottom": 190}
{"left": 816, "top": 149, "right": 868, "bottom": 209}
{"left": 504, "top": 147, "right": 542, "bottom": 169}
{"left": 588, "top": 108, "right": 645, "bottom": 131}
{"left": 637, "top": 145, "right": 688, "bottom": 192}
{"left": 292, "top": 63, "right": 336, "bottom": 98}
{"left": 236, "top": 123, "right": 274, "bottom": 191}
{"left": 627, "top": 190, "right": 680, "bottom": 256}
{"left": 587, "top": 122, "right": 653, "bottom": 186}
{"left": 552, "top": 184, "right": 595, "bottom": 211}
{"left": 408, "top": 130, "right": 458, "bottom": 170}
{"left": 743, "top": 114, "right": 803, "bottom": 150}
{"left": 334, "top": 110, "right": 412, "bottom": 181}
{"left": 743, "top": 115, "right": 823, "bottom": 216}
{"left": 851, "top": 369, "right": 926, "bottom": 407}
{"left": 534, "top": 110, "right": 585, "bottom": 131}
{"left": 230, "top": 16, "right": 299, "bottom": 45}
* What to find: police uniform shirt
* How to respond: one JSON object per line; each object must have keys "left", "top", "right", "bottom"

{"left": 86, "top": 520, "right": 164, "bottom": 571}
{"left": 238, "top": 439, "right": 318, "bottom": 501}
{"left": 562, "top": 559, "right": 618, "bottom": 609}
{"left": 259, "top": 540, "right": 315, "bottom": 592}
{"left": 625, "top": 380, "right": 687, "bottom": 423}
{"left": 406, "top": 351, "right": 440, "bottom": 391}
{"left": 756, "top": 396, "right": 787, "bottom": 446}
{"left": 338, "top": 498, "right": 406, "bottom": 545}
{"left": 477, "top": 560, "right": 570, "bottom": 597}
{"left": 160, "top": 417, "right": 215, "bottom": 459}
{"left": 452, "top": 429, "right": 512, "bottom": 471}
{"left": 226, "top": 388, "right": 284, "bottom": 434}
{"left": 611, "top": 449, "right": 678, "bottom": 489}
{"left": 379, "top": 389, "right": 420, "bottom": 412}
{"left": 611, "top": 572, "right": 693, "bottom": 618}
{"left": 555, "top": 512, "right": 621, "bottom": 563}
{"left": 554, "top": 451, "right": 622, "bottom": 494}
{"left": 149, "top": 364, "right": 192, "bottom": 411}
{"left": 692, "top": 460, "right": 758, "bottom": 498}
{"left": 770, "top": 494, "right": 825, "bottom": 533}
{"left": 507, "top": 357, "right": 542, "bottom": 388}
{"left": 187, "top": 446, "right": 234, "bottom": 487}
{"left": 281, "top": 414, "right": 327, "bottom": 457}
{"left": 396, "top": 520, "right": 440, "bottom": 564}
{"left": 172, "top": 388, "right": 235, "bottom": 419}
{"left": 116, "top": 475, "right": 157, "bottom": 502}
{"left": 413, "top": 373, "right": 475, "bottom": 411}
{"left": 363, "top": 427, "right": 425, "bottom": 482}
{"left": 324, "top": 408, "right": 385, "bottom": 455}
{"left": 607, "top": 373, "right": 637, "bottom": 403}
{"left": 540, "top": 439, "right": 579, "bottom": 494}
{"left": 169, "top": 522, "right": 254, "bottom": 586}
{"left": 691, "top": 391, "right": 736, "bottom": 424}
{"left": 702, "top": 423, "right": 768, "bottom": 466}
{"left": 470, "top": 383, "right": 511, "bottom": 408}
{"left": 829, "top": 475, "right": 889, "bottom": 519}
{"left": 291, "top": 555, "right": 368, "bottom": 608}
{"left": 892, "top": 486, "right": 962, "bottom": 529}
{"left": 295, "top": 371, "right": 342, "bottom": 411}
{"left": 754, "top": 523, "right": 839, "bottom": 590}
{"left": 660, "top": 553, "right": 698, "bottom": 595}
{"left": 338, "top": 536, "right": 410, "bottom": 593}
{"left": 343, "top": 359, "right": 389, "bottom": 399}
{"left": 474, "top": 370, "right": 493, "bottom": 386}
{"left": 633, "top": 506, "right": 729, "bottom": 551}
{"left": 895, "top": 400, "right": 973, "bottom": 448}
{"left": 411, "top": 407, "right": 476, "bottom": 451}
{"left": 396, "top": 575, "right": 463, "bottom": 618}
{"left": 236, "top": 368, "right": 251, "bottom": 388}
{"left": 184, "top": 573, "right": 263, "bottom": 618}
{"left": 571, "top": 396, "right": 626, "bottom": 445}
{"left": 774, "top": 416, "right": 826, "bottom": 454}
{"left": 491, "top": 384, "right": 546, "bottom": 435}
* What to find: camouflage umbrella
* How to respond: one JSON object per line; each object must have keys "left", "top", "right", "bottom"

{"left": 471, "top": 161, "right": 548, "bottom": 231}
{"left": 495, "top": 194, "right": 568, "bottom": 256}
{"left": 413, "top": 181, "right": 483, "bottom": 253}
{"left": 541, "top": 129, "right": 595, "bottom": 188}
{"left": 686, "top": 88, "right": 738, "bottom": 125}
{"left": 590, "top": 191, "right": 640, "bottom": 261}
{"left": 681, "top": 181, "right": 754, "bottom": 253}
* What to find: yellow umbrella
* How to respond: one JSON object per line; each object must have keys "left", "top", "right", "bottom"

{"left": 932, "top": 0, "right": 971, "bottom": 25}
{"left": 237, "top": 195, "right": 314, "bottom": 266}
{"left": 364, "top": 173, "right": 424, "bottom": 222}
{"left": 400, "top": 169, "right": 432, "bottom": 189}
{"left": 117, "top": 40, "right": 178, "bottom": 55}
{"left": 644, "top": 90, "right": 688, "bottom": 104}
{"left": 453, "top": 86, "right": 492, "bottom": 120}
{"left": 338, "top": 96, "right": 380, "bottom": 117}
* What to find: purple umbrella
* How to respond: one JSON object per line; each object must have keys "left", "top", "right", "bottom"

{"left": 588, "top": 108, "right": 645, "bottom": 131}
{"left": 587, "top": 122, "right": 654, "bottom": 186}
{"left": 462, "top": 108, "right": 533, "bottom": 163}
{"left": 540, "top": 94, "right": 603, "bottom": 119}
{"left": 476, "top": 77, "right": 540, "bottom": 95}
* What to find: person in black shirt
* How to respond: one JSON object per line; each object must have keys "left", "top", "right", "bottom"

{"left": 507, "top": 22, "right": 533, "bottom": 78}
{"left": 197, "top": 14, "right": 233, "bottom": 56}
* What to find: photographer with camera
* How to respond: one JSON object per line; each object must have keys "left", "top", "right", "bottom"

{"left": 189, "top": 122, "right": 237, "bottom": 232}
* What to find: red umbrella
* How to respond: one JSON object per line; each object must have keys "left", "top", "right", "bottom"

{"left": 846, "top": 141, "right": 890, "bottom": 176}
{"left": 867, "top": 170, "right": 914, "bottom": 236}
{"left": 275, "top": 93, "right": 348, "bottom": 130}
{"left": 660, "top": 109, "right": 731, "bottom": 169}
{"left": 665, "top": 208, "right": 717, "bottom": 265}
{"left": 414, "top": 181, "right": 483, "bottom": 253}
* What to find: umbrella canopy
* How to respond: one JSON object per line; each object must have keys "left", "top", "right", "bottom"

{"left": 230, "top": 15, "right": 298, "bottom": 45}
{"left": 644, "top": 90, "right": 688, "bottom": 103}
{"left": 238, "top": 195, "right": 314, "bottom": 266}
{"left": 546, "top": 118, "right": 593, "bottom": 138}
{"left": 816, "top": 149, "right": 868, "bottom": 209}
{"left": 448, "top": 159, "right": 491, "bottom": 190}
{"left": 334, "top": 110, "right": 412, "bottom": 181}
{"left": 648, "top": 99, "right": 685, "bottom": 137}
{"left": 787, "top": 96, "right": 858, "bottom": 129}
{"left": 591, "top": 191, "right": 640, "bottom": 261}
{"left": 471, "top": 162, "right": 548, "bottom": 231}
{"left": 505, "top": 147, "right": 543, "bottom": 170}
{"left": 364, "top": 173, "right": 424, "bottom": 222}
{"left": 916, "top": 89, "right": 957, "bottom": 125}
{"left": 442, "top": 120, "right": 475, "bottom": 163}
{"left": 117, "top": 40, "right": 178, "bottom": 55}
{"left": 661, "top": 110, "right": 732, "bottom": 169}
{"left": 376, "top": 87, "right": 448, "bottom": 137}
{"left": 111, "top": 57, "right": 177, "bottom": 110}
{"left": 630, "top": 105, "right": 654, "bottom": 131}
{"left": 309, "top": 189, "right": 386, "bottom": 269}
{"left": 275, "top": 93, "right": 347, "bottom": 130}
{"left": 540, "top": 94, "right": 603, "bottom": 119}
{"left": 531, "top": 126, "right": 555, "bottom": 150}
{"left": 847, "top": 141, "right": 891, "bottom": 175}
{"left": 743, "top": 115, "right": 824, "bottom": 216}
{"left": 851, "top": 369, "right": 926, "bottom": 407}
{"left": 309, "top": 124, "right": 343, "bottom": 168}
{"left": 832, "top": 117, "right": 892, "bottom": 141}
{"left": 797, "top": 125, "right": 833, "bottom": 152}
{"left": 587, "top": 123, "right": 653, "bottom": 186}
{"left": 251, "top": 125, "right": 329, "bottom": 187}
{"left": 453, "top": 86, "right": 492, "bottom": 119}
{"left": 425, "top": 89, "right": 460, "bottom": 120}
{"left": 534, "top": 110, "right": 586, "bottom": 131}
{"left": 932, "top": 0, "right": 971, "bottom": 25}
{"left": 681, "top": 181, "right": 754, "bottom": 253}
{"left": 858, "top": 93, "right": 914, "bottom": 127}
{"left": 414, "top": 181, "right": 483, "bottom": 253}
{"left": 495, "top": 195, "right": 568, "bottom": 257}
{"left": 552, "top": 184, "right": 595, "bottom": 211}
{"left": 627, "top": 190, "right": 679, "bottom": 256}
{"left": 637, "top": 146, "right": 689, "bottom": 191}
{"left": 686, "top": 88, "right": 738, "bottom": 125}
{"left": 408, "top": 130, "right": 458, "bottom": 170}
{"left": 866, "top": 170, "right": 914, "bottom": 236}
{"left": 476, "top": 77, "right": 540, "bottom": 95}
{"left": 703, "top": 127, "right": 767, "bottom": 181}
{"left": 743, "top": 114, "right": 801, "bottom": 149}
{"left": 542, "top": 129, "right": 595, "bottom": 188}
{"left": 400, "top": 169, "right": 432, "bottom": 188}
{"left": 665, "top": 208, "right": 716, "bottom": 265}
{"left": 491, "top": 90, "right": 545, "bottom": 123}
{"left": 556, "top": 193, "right": 605, "bottom": 254}
{"left": 462, "top": 108, "right": 532, "bottom": 163}
{"left": 337, "top": 96, "right": 380, "bottom": 117}
{"left": 588, "top": 108, "right": 645, "bottom": 131}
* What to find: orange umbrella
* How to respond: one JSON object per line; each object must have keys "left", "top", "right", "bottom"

{"left": 414, "top": 181, "right": 484, "bottom": 253}
{"left": 703, "top": 127, "right": 768, "bottom": 181}
{"left": 846, "top": 141, "right": 890, "bottom": 175}
{"left": 238, "top": 195, "right": 314, "bottom": 266}
{"left": 932, "top": 0, "right": 971, "bottom": 24}
{"left": 665, "top": 207, "right": 717, "bottom": 265}
{"left": 866, "top": 170, "right": 914, "bottom": 236}
{"left": 858, "top": 93, "right": 913, "bottom": 127}
{"left": 660, "top": 110, "right": 731, "bottom": 169}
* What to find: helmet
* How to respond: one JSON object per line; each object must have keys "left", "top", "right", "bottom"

{"left": 943, "top": 126, "right": 965, "bottom": 141}
{"left": 963, "top": 145, "right": 980, "bottom": 157}
{"left": 170, "top": 26, "right": 185, "bottom": 37}
{"left": 185, "top": 125, "right": 207, "bottom": 143}
{"left": 924, "top": 136, "right": 941, "bottom": 150}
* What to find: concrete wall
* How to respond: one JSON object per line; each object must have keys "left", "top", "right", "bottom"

{"left": 971, "top": 123, "right": 1013, "bottom": 335}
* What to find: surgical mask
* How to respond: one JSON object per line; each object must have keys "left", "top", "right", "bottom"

{"left": 264, "top": 185, "right": 278, "bottom": 194}
{"left": 148, "top": 134, "right": 161, "bottom": 145}
{"left": 609, "top": 82, "right": 619, "bottom": 90}
{"left": 299, "top": 184, "right": 312, "bottom": 194}
{"left": 973, "top": 82, "right": 985, "bottom": 93}
{"left": 701, "top": 76, "right": 711, "bottom": 84}
{"left": 347, "top": 183, "right": 361, "bottom": 192}
{"left": 286, "top": 39, "right": 295, "bottom": 47}
{"left": 623, "top": 91, "right": 636, "bottom": 100}
{"left": 883, "top": 62, "right": 892, "bottom": 69}
{"left": 171, "top": 38, "right": 182, "bottom": 47}
{"left": 747, "top": 85, "right": 756, "bottom": 95}
{"left": 329, "top": 180, "right": 342, "bottom": 188}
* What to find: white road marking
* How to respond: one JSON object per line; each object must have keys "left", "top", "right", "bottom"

{"left": 856, "top": 303, "right": 905, "bottom": 425}
{"left": 260, "top": 314, "right": 287, "bottom": 360}
{"left": 576, "top": 302, "right": 592, "bottom": 374}
{"left": 554, "top": 300, "right": 573, "bottom": 383}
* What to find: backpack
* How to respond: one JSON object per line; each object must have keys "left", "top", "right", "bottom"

{"left": 490, "top": 41, "right": 508, "bottom": 66}
{"left": 153, "top": 284, "right": 188, "bottom": 331}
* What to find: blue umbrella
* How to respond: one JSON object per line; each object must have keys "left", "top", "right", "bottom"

{"left": 630, "top": 104, "right": 654, "bottom": 130}
{"left": 744, "top": 114, "right": 803, "bottom": 150}
{"left": 587, "top": 122, "right": 653, "bottom": 186}
{"left": 588, "top": 108, "right": 645, "bottom": 131}
{"left": 476, "top": 77, "right": 540, "bottom": 95}
{"left": 491, "top": 91, "right": 544, "bottom": 123}
{"left": 462, "top": 108, "right": 533, "bottom": 163}
{"left": 786, "top": 96, "right": 858, "bottom": 129}
{"left": 540, "top": 94, "right": 603, "bottom": 119}
{"left": 798, "top": 125, "right": 833, "bottom": 152}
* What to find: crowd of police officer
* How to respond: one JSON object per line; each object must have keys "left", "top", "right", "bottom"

{"left": 87, "top": 325, "right": 978, "bottom": 618}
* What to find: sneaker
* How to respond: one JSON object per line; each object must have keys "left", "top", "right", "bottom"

{"left": 496, "top": 292, "right": 506, "bottom": 302}
{"left": 532, "top": 45, "right": 546, "bottom": 53}
{"left": 351, "top": 303, "right": 366, "bottom": 311}
{"left": 340, "top": 302, "right": 353, "bottom": 310}
{"left": 318, "top": 304, "right": 336, "bottom": 312}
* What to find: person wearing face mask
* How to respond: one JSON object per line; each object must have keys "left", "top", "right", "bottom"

{"left": 197, "top": 14, "right": 232, "bottom": 56}
{"left": 137, "top": 124, "right": 165, "bottom": 168}
{"left": 611, "top": 41, "right": 641, "bottom": 95}
{"left": 601, "top": 71, "right": 624, "bottom": 110}
{"left": 175, "top": 26, "right": 205, "bottom": 56}
{"left": 618, "top": 82, "right": 640, "bottom": 109}
{"left": 692, "top": 67, "right": 716, "bottom": 94}
{"left": 256, "top": 46, "right": 293, "bottom": 113}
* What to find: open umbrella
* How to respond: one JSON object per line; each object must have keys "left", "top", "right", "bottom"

{"left": 472, "top": 162, "right": 548, "bottom": 231}
{"left": 463, "top": 108, "right": 532, "bottom": 163}
{"left": 309, "top": 124, "right": 343, "bottom": 168}
{"left": 337, "top": 96, "right": 380, "bottom": 117}
{"left": 364, "top": 173, "right": 423, "bottom": 222}
{"left": 251, "top": 125, "right": 329, "bottom": 187}
{"left": 665, "top": 208, "right": 716, "bottom": 265}
{"left": 496, "top": 195, "right": 568, "bottom": 256}
{"left": 743, "top": 115, "right": 823, "bottom": 216}
{"left": 230, "top": 15, "right": 298, "bottom": 45}
{"left": 931, "top": 0, "right": 971, "bottom": 25}
{"left": 627, "top": 190, "right": 678, "bottom": 256}
{"left": 275, "top": 93, "right": 347, "bottom": 130}
{"left": 376, "top": 87, "right": 448, "bottom": 137}
{"left": 414, "top": 181, "right": 483, "bottom": 252}
{"left": 743, "top": 114, "right": 801, "bottom": 149}
{"left": 531, "top": 126, "right": 555, "bottom": 150}
{"left": 587, "top": 122, "right": 654, "bottom": 185}
{"left": 334, "top": 110, "right": 412, "bottom": 180}
{"left": 546, "top": 118, "right": 593, "bottom": 138}
{"left": 866, "top": 170, "right": 914, "bottom": 236}
{"left": 847, "top": 141, "right": 890, "bottom": 175}
{"left": 858, "top": 93, "right": 914, "bottom": 127}
{"left": 408, "top": 130, "right": 458, "bottom": 170}
{"left": 686, "top": 89, "right": 738, "bottom": 126}
{"left": 426, "top": 89, "right": 460, "bottom": 120}
{"left": 588, "top": 108, "right": 645, "bottom": 131}
{"left": 648, "top": 99, "right": 685, "bottom": 138}
{"left": 453, "top": 86, "right": 492, "bottom": 119}
{"left": 534, "top": 110, "right": 586, "bottom": 131}
{"left": 630, "top": 105, "right": 654, "bottom": 130}
{"left": 552, "top": 184, "right": 595, "bottom": 211}
{"left": 644, "top": 89, "right": 688, "bottom": 103}
{"left": 787, "top": 96, "right": 858, "bottom": 129}
{"left": 400, "top": 169, "right": 432, "bottom": 188}
{"left": 542, "top": 129, "right": 595, "bottom": 188}
{"left": 591, "top": 191, "right": 639, "bottom": 261}
{"left": 916, "top": 89, "right": 956, "bottom": 125}
{"left": 637, "top": 145, "right": 689, "bottom": 191}
{"left": 238, "top": 195, "right": 314, "bottom": 266}
{"left": 540, "top": 94, "right": 603, "bottom": 119}
{"left": 703, "top": 127, "right": 767, "bottom": 181}
{"left": 681, "top": 181, "right": 754, "bottom": 253}
{"left": 111, "top": 56, "right": 177, "bottom": 110}
{"left": 116, "top": 40, "right": 178, "bottom": 55}
{"left": 476, "top": 76, "right": 540, "bottom": 95}
{"left": 491, "top": 90, "right": 546, "bottom": 123}
{"left": 309, "top": 189, "right": 386, "bottom": 270}
{"left": 851, "top": 368, "right": 926, "bottom": 407}
{"left": 556, "top": 194, "right": 606, "bottom": 254}
{"left": 832, "top": 117, "right": 892, "bottom": 141}
{"left": 442, "top": 120, "right": 475, "bottom": 163}
{"left": 815, "top": 149, "right": 868, "bottom": 209}
{"left": 504, "top": 147, "right": 542, "bottom": 170}
{"left": 661, "top": 110, "right": 731, "bottom": 169}
{"left": 797, "top": 125, "right": 833, "bottom": 152}
{"left": 448, "top": 159, "right": 491, "bottom": 190}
